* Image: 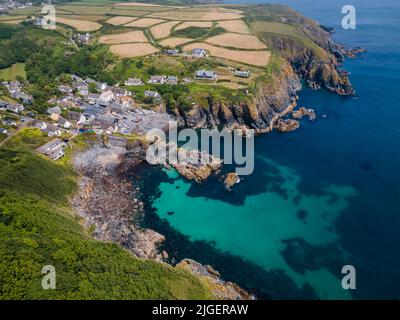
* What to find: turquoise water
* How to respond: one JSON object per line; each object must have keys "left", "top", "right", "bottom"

{"left": 139, "top": 0, "right": 400, "bottom": 299}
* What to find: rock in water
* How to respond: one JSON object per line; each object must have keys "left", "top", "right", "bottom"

{"left": 224, "top": 172, "right": 240, "bottom": 190}
{"left": 274, "top": 118, "right": 300, "bottom": 132}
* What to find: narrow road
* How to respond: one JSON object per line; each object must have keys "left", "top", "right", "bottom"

{"left": 69, "top": 30, "right": 79, "bottom": 51}
{"left": 0, "top": 119, "right": 32, "bottom": 147}
{"left": 144, "top": 29, "right": 161, "bottom": 49}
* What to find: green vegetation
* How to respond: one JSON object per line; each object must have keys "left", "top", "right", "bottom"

{"left": 0, "top": 63, "right": 26, "bottom": 81}
{"left": 0, "top": 130, "right": 215, "bottom": 299}
{"left": 110, "top": 55, "right": 252, "bottom": 107}
{"left": 174, "top": 26, "right": 211, "bottom": 39}
{"left": 0, "top": 133, "right": 7, "bottom": 143}
{"left": 206, "top": 27, "right": 226, "bottom": 38}
{"left": 172, "top": 26, "right": 226, "bottom": 40}
{"left": 0, "top": 24, "right": 21, "bottom": 40}
{"left": 187, "top": 83, "right": 251, "bottom": 108}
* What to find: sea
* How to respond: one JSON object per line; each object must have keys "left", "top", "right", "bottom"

{"left": 133, "top": 0, "right": 400, "bottom": 299}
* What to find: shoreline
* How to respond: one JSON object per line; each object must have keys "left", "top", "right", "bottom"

{"left": 70, "top": 141, "right": 254, "bottom": 299}
{"left": 71, "top": 144, "right": 166, "bottom": 260}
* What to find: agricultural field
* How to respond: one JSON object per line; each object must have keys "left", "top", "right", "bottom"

{"left": 251, "top": 21, "right": 303, "bottom": 38}
{"left": 6, "top": 2, "right": 273, "bottom": 79}
{"left": 159, "top": 37, "right": 192, "bottom": 48}
{"left": 99, "top": 30, "right": 148, "bottom": 44}
{"left": 124, "top": 18, "right": 165, "bottom": 28}
{"left": 57, "top": 17, "right": 102, "bottom": 32}
{"left": 205, "top": 32, "right": 267, "bottom": 50}
{"left": 55, "top": 5, "right": 113, "bottom": 15}
{"left": 175, "top": 21, "right": 213, "bottom": 31}
{"left": 106, "top": 16, "right": 138, "bottom": 26}
{"left": 183, "top": 42, "right": 271, "bottom": 67}
{"left": 217, "top": 19, "right": 251, "bottom": 34}
{"left": 59, "top": 15, "right": 108, "bottom": 22}
{"left": 0, "top": 15, "right": 27, "bottom": 21}
{"left": 150, "top": 21, "right": 181, "bottom": 39}
{"left": 109, "top": 43, "right": 159, "bottom": 57}
{"left": 115, "top": 2, "right": 178, "bottom": 8}
{"left": 148, "top": 9, "right": 243, "bottom": 21}
{"left": 173, "top": 26, "right": 211, "bottom": 39}
{"left": 1, "top": 20, "right": 24, "bottom": 25}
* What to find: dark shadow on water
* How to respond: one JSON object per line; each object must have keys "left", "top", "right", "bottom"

{"left": 281, "top": 238, "right": 346, "bottom": 276}
{"left": 185, "top": 158, "right": 289, "bottom": 206}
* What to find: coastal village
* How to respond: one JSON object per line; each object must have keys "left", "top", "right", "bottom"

{"left": 0, "top": 42, "right": 256, "bottom": 164}
{"left": 0, "top": 55, "right": 313, "bottom": 164}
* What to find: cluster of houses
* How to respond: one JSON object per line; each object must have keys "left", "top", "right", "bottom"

{"left": 125, "top": 75, "right": 192, "bottom": 87}
{"left": 234, "top": 69, "right": 251, "bottom": 78}
{"left": 2, "top": 81, "right": 33, "bottom": 104}
{"left": 164, "top": 48, "right": 207, "bottom": 58}
{"left": 164, "top": 47, "right": 250, "bottom": 80}
{"left": 0, "top": 114, "right": 18, "bottom": 135}
{"left": 32, "top": 119, "right": 63, "bottom": 137}
{"left": 42, "top": 75, "right": 138, "bottom": 136}
{"left": 56, "top": 75, "right": 132, "bottom": 106}
{"left": 148, "top": 75, "right": 178, "bottom": 85}
{"left": 0, "top": 1, "right": 31, "bottom": 14}
{"left": 0, "top": 98, "right": 24, "bottom": 114}
{"left": 74, "top": 33, "right": 90, "bottom": 44}
{"left": 124, "top": 70, "right": 216, "bottom": 89}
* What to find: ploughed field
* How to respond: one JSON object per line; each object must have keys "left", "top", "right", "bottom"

{"left": 5, "top": 1, "right": 274, "bottom": 68}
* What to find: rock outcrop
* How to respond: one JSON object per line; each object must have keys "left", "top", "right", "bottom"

{"left": 224, "top": 172, "right": 240, "bottom": 190}
{"left": 177, "top": 259, "right": 254, "bottom": 300}
{"left": 274, "top": 118, "right": 300, "bottom": 133}
{"left": 72, "top": 146, "right": 165, "bottom": 260}
{"left": 172, "top": 60, "right": 301, "bottom": 133}
{"left": 292, "top": 107, "right": 316, "bottom": 120}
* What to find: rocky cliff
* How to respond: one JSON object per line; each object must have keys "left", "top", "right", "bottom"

{"left": 261, "top": 34, "right": 354, "bottom": 95}
{"left": 168, "top": 5, "right": 357, "bottom": 132}
{"left": 172, "top": 60, "right": 301, "bottom": 133}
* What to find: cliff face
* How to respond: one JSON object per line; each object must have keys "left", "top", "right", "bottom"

{"left": 173, "top": 61, "right": 301, "bottom": 132}
{"left": 262, "top": 34, "right": 354, "bottom": 95}
{"left": 171, "top": 38, "right": 353, "bottom": 131}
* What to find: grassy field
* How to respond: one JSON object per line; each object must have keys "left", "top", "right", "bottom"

{"left": 174, "top": 26, "right": 211, "bottom": 38}
{"left": 57, "top": 17, "right": 103, "bottom": 31}
{"left": 252, "top": 21, "right": 304, "bottom": 38}
{"left": 0, "top": 63, "right": 26, "bottom": 81}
